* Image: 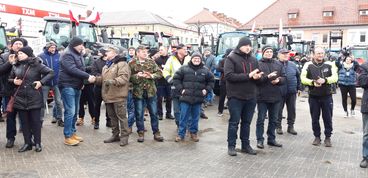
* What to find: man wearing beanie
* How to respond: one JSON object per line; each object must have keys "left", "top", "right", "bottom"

{"left": 38, "top": 41, "right": 64, "bottom": 127}
{"left": 173, "top": 52, "right": 214, "bottom": 142}
{"left": 0, "top": 37, "right": 28, "bottom": 148}
{"left": 59, "top": 37, "right": 96, "bottom": 146}
{"left": 255, "top": 45, "right": 285, "bottom": 149}
{"left": 225, "top": 36, "right": 263, "bottom": 156}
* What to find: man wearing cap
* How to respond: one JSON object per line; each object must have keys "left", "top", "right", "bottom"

{"left": 95, "top": 46, "right": 131, "bottom": 146}
{"left": 255, "top": 45, "right": 286, "bottom": 149}
{"left": 301, "top": 47, "right": 338, "bottom": 147}
{"left": 163, "top": 44, "right": 191, "bottom": 126}
{"left": 59, "top": 37, "right": 96, "bottom": 146}
{"left": 0, "top": 37, "right": 28, "bottom": 148}
{"left": 129, "top": 45, "right": 164, "bottom": 142}
{"left": 225, "top": 37, "right": 263, "bottom": 156}
{"left": 276, "top": 49, "right": 301, "bottom": 135}
{"left": 38, "top": 41, "right": 64, "bottom": 127}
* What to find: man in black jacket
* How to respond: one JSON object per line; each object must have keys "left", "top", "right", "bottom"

{"left": 358, "top": 61, "right": 368, "bottom": 168}
{"left": 225, "top": 37, "right": 263, "bottom": 156}
{"left": 301, "top": 47, "right": 338, "bottom": 147}
{"left": 0, "top": 37, "right": 27, "bottom": 148}
{"left": 256, "top": 45, "right": 286, "bottom": 149}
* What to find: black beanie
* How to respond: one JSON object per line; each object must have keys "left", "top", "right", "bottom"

{"left": 10, "top": 37, "right": 28, "bottom": 47}
{"left": 18, "top": 46, "right": 34, "bottom": 57}
{"left": 69, "top": 37, "right": 84, "bottom": 48}
{"left": 236, "top": 37, "right": 252, "bottom": 49}
{"left": 191, "top": 52, "right": 202, "bottom": 60}
{"left": 262, "top": 45, "right": 273, "bottom": 55}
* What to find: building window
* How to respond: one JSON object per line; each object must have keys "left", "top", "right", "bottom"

{"left": 322, "top": 34, "right": 328, "bottom": 43}
{"left": 312, "top": 33, "right": 319, "bottom": 43}
{"left": 323, "top": 11, "right": 333, "bottom": 17}
{"left": 288, "top": 13, "right": 297, "bottom": 19}
{"left": 360, "top": 32, "right": 366, "bottom": 42}
{"left": 360, "top": 10, "right": 368, "bottom": 16}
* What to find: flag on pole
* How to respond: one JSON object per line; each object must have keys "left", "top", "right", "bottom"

{"left": 278, "top": 18, "right": 283, "bottom": 45}
{"left": 68, "top": 1, "right": 79, "bottom": 26}
{"left": 85, "top": 8, "right": 101, "bottom": 24}
{"left": 251, "top": 21, "right": 256, "bottom": 32}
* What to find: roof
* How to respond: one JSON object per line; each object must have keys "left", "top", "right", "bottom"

{"left": 99, "top": 10, "right": 174, "bottom": 27}
{"left": 185, "top": 8, "right": 242, "bottom": 28}
{"left": 240, "top": 0, "right": 368, "bottom": 30}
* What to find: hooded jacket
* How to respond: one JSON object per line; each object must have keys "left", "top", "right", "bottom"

{"left": 173, "top": 60, "right": 214, "bottom": 104}
{"left": 358, "top": 62, "right": 368, "bottom": 113}
{"left": 58, "top": 46, "right": 90, "bottom": 90}
{"left": 257, "top": 57, "right": 286, "bottom": 102}
{"left": 38, "top": 48, "right": 60, "bottom": 86}
{"left": 9, "top": 57, "right": 54, "bottom": 110}
{"left": 95, "top": 56, "right": 131, "bottom": 103}
{"left": 224, "top": 48, "right": 259, "bottom": 100}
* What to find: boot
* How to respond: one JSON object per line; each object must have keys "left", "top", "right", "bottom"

{"left": 153, "top": 131, "right": 164, "bottom": 142}
{"left": 228, "top": 147, "right": 237, "bottom": 156}
{"left": 175, "top": 135, "right": 183, "bottom": 142}
{"left": 190, "top": 133, "right": 199, "bottom": 142}
{"left": 35, "top": 144, "right": 42, "bottom": 152}
{"left": 267, "top": 140, "right": 283, "bottom": 147}
{"left": 312, "top": 137, "right": 321, "bottom": 146}
{"left": 287, "top": 126, "right": 297, "bottom": 135}
{"left": 57, "top": 119, "right": 64, "bottom": 127}
{"left": 137, "top": 131, "right": 144, "bottom": 142}
{"left": 120, "top": 136, "right": 129, "bottom": 147}
{"left": 241, "top": 145, "right": 257, "bottom": 155}
{"left": 76, "top": 117, "right": 84, "bottom": 126}
{"left": 104, "top": 136, "right": 120, "bottom": 143}
{"left": 18, "top": 144, "right": 32, "bottom": 152}
{"left": 276, "top": 127, "right": 283, "bottom": 135}
{"left": 106, "top": 119, "right": 112, "bottom": 127}
{"left": 64, "top": 138, "right": 79, "bottom": 146}
{"left": 71, "top": 134, "right": 83, "bottom": 142}
{"left": 324, "top": 137, "right": 332, "bottom": 147}
{"left": 257, "top": 140, "right": 264, "bottom": 149}
{"left": 360, "top": 157, "right": 368, "bottom": 168}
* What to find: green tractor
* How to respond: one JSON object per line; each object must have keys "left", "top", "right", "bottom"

{"left": 0, "top": 25, "right": 7, "bottom": 54}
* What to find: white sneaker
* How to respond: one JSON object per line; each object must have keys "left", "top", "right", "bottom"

{"left": 344, "top": 111, "right": 349, "bottom": 118}
{"left": 351, "top": 110, "right": 355, "bottom": 116}
{"left": 217, "top": 112, "right": 223, "bottom": 117}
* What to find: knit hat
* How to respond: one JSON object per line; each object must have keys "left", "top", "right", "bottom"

{"left": 45, "top": 41, "right": 57, "bottom": 49}
{"left": 236, "top": 36, "right": 252, "bottom": 49}
{"left": 18, "top": 46, "right": 34, "bottom": 57}
{"left": 262, "top": 45, "right": 273, "bottom": 55}
{"left": 191, "top": 52, "right": 202, "bottom": 60}
{"left": 69, "top": 37, "right": 84, "bottom": 48}
{"left": 10, "top": 37, "right": 28, "bottom": 47}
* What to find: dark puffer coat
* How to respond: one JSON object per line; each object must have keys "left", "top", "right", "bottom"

{"left": 173, "top": 61, "right": 214, "bottom": 104}
{"left": 9, "top": 57, "right": 54, "bottom": 110}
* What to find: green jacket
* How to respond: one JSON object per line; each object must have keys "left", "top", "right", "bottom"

{"left": 129, "top": 58, "right": 162, "bottom": 98}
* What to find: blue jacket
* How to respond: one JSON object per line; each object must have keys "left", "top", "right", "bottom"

{"left": 336, "top": 60, "right": 359, "bottom": 86}
{"left": 203, "top": 54, "right": 216, "bottom": 73}
{"left": 58, "top": 47, "right": 90, "bottom": 90}
{"left": 280, "top": 61, "right": 301, "bottom": 95}
{"left": 38, "top": 48, "right": 60, "bottom": 86}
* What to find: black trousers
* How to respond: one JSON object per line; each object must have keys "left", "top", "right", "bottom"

{"left": 218, "top": 83, "right": 227, "bottom": 113}
{"left": 339, "top": 84, "right": 356, "bottom": 112}
{"left": 277, "top": 93, "right": 296, "bottom": 128}
{"left": 93, "top": 86, "right": 110, "bottom": 124}
{"left": 156, "top": 85, "right": 172, "bottom": 116}
{"left": 309, "top": 95, "right": 333, "bottom": 138}
{"left": 18, "top": 109, "right": 41, "bottom": 145}
{"left": 4, "top": 96, "right": 18, "bottom": 141}
{"left": 79, "top": 84, "right": 96, "bottom": 118}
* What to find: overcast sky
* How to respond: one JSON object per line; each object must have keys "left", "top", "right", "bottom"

{"left": 82, "top": 0, "right": 276, "bottom": 24}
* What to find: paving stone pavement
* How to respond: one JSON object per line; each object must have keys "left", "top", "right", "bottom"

{"left": 0, "top": 92, "right": 367, "bottom": 178}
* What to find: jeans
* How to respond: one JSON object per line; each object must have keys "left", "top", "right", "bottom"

{"left": 61, "top": 87, "right": 81, "bottom": 138}
{"left": 178, "top": 102, "right": 201, "bottom": 138}
{"left": 277, "top": 93, "right": 296, "bottom": 128}
{"left": 218, "top": 83, "right": 227, "bottom": 113}
{"left": 3, "top": 96, "right": 18, "bottom": 141}
{"left": 134, "top": 92, "right": 159, "bottom": 133}
{"left": 308, "top": 95, "right": 333, "bottom": 138}
{"left": 173, "top": 97, "right": 181, "bottom": 126}
{"left": 79, "top": 84, "right": 95, "bottom": 118}
{"left": 227, "top": 97, "right": 257, "bottom": 148}
{"left": 156, "top": 85, "right": 172, "bottom": 117}
{"left": 205, "top": 89, "right": 214, "bottom": 104}
{"left": 19, "top": 109, "right": 42, "bottom": 145}
{"left": 256, "top": 101, "right": 281, "bottom": 142}
{"left": 363, "top": 114, "right": 368, "bottom": 158}
{"left": 127, "top": 90, "right": 135, "bottom": 128}
{"left": 41, "top": 85, "right": 63, "bottom": 120}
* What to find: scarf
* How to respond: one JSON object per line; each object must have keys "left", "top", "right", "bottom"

{"left": 106, "top": 60, "right": 113, "bottom": 68}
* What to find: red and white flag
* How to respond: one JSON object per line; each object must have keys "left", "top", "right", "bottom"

{"left": 85, "top": 9, "right": 100, "bottom": 24}
{"left": 251, "top": 21, "right": 256, "bottom": 32}
{"left": 68, "top": 9, "right": 80, "bottom": 26}
{"left": 278, "top": 18, "right": 283, "bottom": 44}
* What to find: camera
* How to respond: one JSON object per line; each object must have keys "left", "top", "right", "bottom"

{"left": 341, "top": 46, "right": 351, "bottom": 57}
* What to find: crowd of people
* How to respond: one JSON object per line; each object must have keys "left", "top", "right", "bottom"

{"left": 0, "top": 36, "right": 367, "bottom": 168}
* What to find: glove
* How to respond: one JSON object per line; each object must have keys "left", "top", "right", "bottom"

{"left": 104, "top": 79, "right": 114, "bottom": 86}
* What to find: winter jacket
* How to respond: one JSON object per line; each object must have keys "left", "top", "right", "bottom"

{"left": 257, "top": 58, "right": 286, "bottom": 103}
{"left": 9, "top": 57, "right": 54, "bottom": 110}
{"left": 163, "top": 54, "right": 191, "bottom": 98}
{"left": 358, "top": 62, "right": 368, "bottom": 113}
{"left": 95, "top": 56, "right": 130, "bottom": 103}
{"left": 279, "top": 60, "right": 301, "bottom": 95}
{"left": 224, "top": 48, "right": 259, "bottom": 100}
{"left": 336, "top": 60, "right": 359, "bottom": 86}
{"left": 91, "top": 57, "right": 106, "bottom": 76}
{"left": 203, "top": 54, "right": 216, "bottom": 73}
{"left": 173, "top": 61, "right": 214, "bottom": 104}
{"left": 58, "top": 47, "right": 90, "bottom": 90}
{"left": 301, "top": 60, "right": 338, "bottom": 97}
{"left": 38, "top": 48, "right": 60, "bottom": 86}
{"left": 0, "top": 52, "right": 16, "bottom": 96}
{"left": 155, "top": 55, "right": 170, "bottom": 86}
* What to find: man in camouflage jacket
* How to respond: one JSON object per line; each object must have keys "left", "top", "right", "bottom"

{"left": 129, "top": 45, "right": 164, "bottom": 143}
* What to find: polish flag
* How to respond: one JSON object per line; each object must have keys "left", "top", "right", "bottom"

{"left": 69, "top": 9, "right": 80, "bottom": 26}
{"left": 86, "top": 9, "right": 101, "bottom": 24}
